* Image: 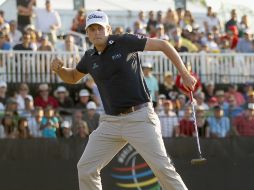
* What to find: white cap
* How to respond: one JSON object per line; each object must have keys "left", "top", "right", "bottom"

{"left": 142, "top": 62, "right": 153, "bottom": 68}
{"left": 0, "top": 81, "right": 7, "bottom": 88}
{"left": 86, "top": 11, "right": 109, "bottom": 29}
{"left": 61, "top": 121, "right": 71, "bottom": 128}
{"left": 56, "top": 86, "right": 67, "bottom": 93}
{"left": 86, "top": 101, "right": 97, "bottom": 110}
{"left": 79, "top": 89, "right": 90, "bottom": 97}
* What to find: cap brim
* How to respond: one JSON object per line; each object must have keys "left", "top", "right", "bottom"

{"left": 85, "top": 22, "right": 108, "bottom": 30}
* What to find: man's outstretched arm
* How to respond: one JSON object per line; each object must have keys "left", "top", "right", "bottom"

{"left": 51, "top": 58, "right": 85, "bottom": 84}
{"left": 144, "top": 38, "right": 197, "bottom": 91}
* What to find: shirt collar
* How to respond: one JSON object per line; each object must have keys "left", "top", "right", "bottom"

{"left": 90, "top": 35, "right": 115, "bottom": 56}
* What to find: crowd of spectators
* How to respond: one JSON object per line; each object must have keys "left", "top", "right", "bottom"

{"left": 0, "top": 1, "right": 254, "bottom": 139}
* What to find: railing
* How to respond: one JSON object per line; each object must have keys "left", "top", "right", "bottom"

{"left": 1, "top": 50, "right": 254, "bottom": 84}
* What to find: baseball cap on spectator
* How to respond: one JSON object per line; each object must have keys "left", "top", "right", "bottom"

{"left": 24, "top": 24, "right": 35, "bottom": 31}
{"left": 183, "top": 25, "right": 192, "bottom": 33}
{"left": 61, "top": 120, "right": 71, "bottom": 129}
{"left": 142, "top": 62, "right": 153, "bottom": 68}
{"left": 196, "top": 105, "right": 205, "bottom": 111}
{"left": 38, "top": 84, "right": 49, "bottom": 91}
{"left": 178, "top": 94, "right": 186, "bottom": 101}
{"left": 85, "top": 11, "right": 109, "bottom": 30}
{"left": 215, "top": 90, "right": 224, "bottom": 96}
{"left": 247, "top": 103, "right": 254, "bottom": 110}
{"left": 159, "top": 94, "right": 166, "bottom": 99}
{"left": 79, "top": 89, "right": 90, "bottom": 97}
{"left": 0, "top": 81, "right": 7, "bottom": 88}
{"left": 205, "top": 81, "right": 214, "bottom": 87}
{"left": 54, "top": 86, "right": 68, "bottom": 97}
{"left": 86, "top": 101, "right": 97, "bottom": 110}
{"left": 209, "top": 97, "right": 218, "bottom": 104}
{"left": 164, "top": 71, "right": 173, "bottom": 77}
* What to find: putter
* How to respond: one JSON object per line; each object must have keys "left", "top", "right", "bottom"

{"left": 189, "top": 91, "right": 207, "bottom": 165}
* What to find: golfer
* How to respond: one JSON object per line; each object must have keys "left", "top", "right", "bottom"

{"left": 51, "top": 10, "right": 196, "bottom": 190}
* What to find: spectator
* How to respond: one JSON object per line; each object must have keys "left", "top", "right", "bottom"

{"left": 133, "top": 21, "right": 146, "bottom": 35}
{"left": 177, "top": 106, "right": 195, "bottom": 137}
{"left": 238, "top": 15, "right": 250, "bottom": 37}
{"left": 207, "top": 105, "right": 230, "bottom": 138}
{"left": 215, "top": 90, "right": 229, "bottom": 116}
{"left": 206, "top": 32, "right": 220, "bottom": 52}
{"left": 158, "top": 100, "right": 179, "bottom": 138}
{"left": 83, "top": 101, "right": 100, "bottom": 133}
{"left": 204, "top": 11, "right": 221, "bottom": 33}
{"left": 74, "top": 121, "right": 89, "bottom": 139}
{"left": 34, "top": 83, "right": 59, "bottom": 109}
{"left": 71, "top": 7, "right": 86, "bottom": 34}
{"left": 0, "top": 81, "right": 7, "bottom": 113}
{"left": 17, "top": 117, "right": 31, "bottom": 139}
{"left": 0, "top": 9, "right": 9, "bottom": 30}
{"left": 19, "top": 96, "right": 34, "bottom": 118}
{"left": 24, "top": 25, "right": 38, "bottom": 50}
{"left": 176, "top": 94, "right": 187, "bottom": 119}
{"left": 16, "top": 0, "right": 35, "bottom": 32}
{"left": 155, "top": 24, "right": 169, "bottom": 41}
{"left": 0, "top": 31, "right": 11, "bottom": 50}
{"left": 136, "top": 11, "right": 147, "bottom": 30}
{"left": 40, "top": 106, "right": 59, "bottom": 138}
{"left": 233, "top": 103, "right": 254, "bottom": 136}
{"left": 203, "top": 81, "right": 216, "bottom": 102}
{"left": 113, "top": 27, "right": 124, "bottom": 35}
{"left": 38, "top": 34, "right": 53, "bottom": 51}
{"left": 236, "top": 29, "right": 253, "bottom": 53}
{"left": 225, "top": 9, "right": 238, "bottom": 32}
{"left": 72, "top": 110, "right": 86, "bottom": 133}
{"left": 142, "top": 62, "right": 159, "bottom": 107}
{"left": 9, "top": 20, "right": 22, "bottom": 47}
{"left": 194, "top": 91, "right": 209, "bottom": 111}
{"left": 53, "top": 86, "right": 74, "bottom": 115}
{"left": 16, "top": 83, "right": 33, "bottom": 111}
{"left": 34, "top": 0, "right": 61, "bottom": 44}
{"left": 1, "top": 113, "right": 17, "bottom": 139}
{"left": 28, "top": 107, "right": 43, "bottom": 138}
{"left": 146, "top": 10, "right": 157, "bottom": 37}
{"left": 75, "top": 89, "right": 90, "bottom": 109}
{"left": 226, "top": 84, "right": 245, "bottom": 107}
{"left": 5, "top": 98, "right": 20, "bottom": 126}
{"left": 221, "top": 25, "right": 239, "bottom": 50}
{"left": 60, "top": 120, "right": 73, "bottom": 138}
{"left": 159, "top": 71, "right": 178, "bottom": 100}
{"left": 196, "top": 105, "right": 210, "bottom": 138}
{"left": 227, "top": 95, "right": 244, "bottom": 119}
{"left": 176, "top": 7, "right": 185, "bottom": 28}
{"left": 13, "top": 32, "right": 33, "bottom": 51}
{"left": 163, "top": 9, "right": 178, "bottom": 34}
{"left": 183, "top": 10, "right": 194, "bottom": 26}
{"left": 173, "top": 35, "right": 188, "bottom": 52}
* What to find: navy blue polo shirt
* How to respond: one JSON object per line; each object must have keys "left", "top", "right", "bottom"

{"left": 76, "top": 34, "right": 151, "bottom": 115}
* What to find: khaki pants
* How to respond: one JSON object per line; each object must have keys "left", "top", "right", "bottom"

{"left": 77, "top": 104, "right": 188, "bottom": 190}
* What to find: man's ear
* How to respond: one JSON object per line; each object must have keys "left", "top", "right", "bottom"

{"left": 107, "top": 25, "right": 112, "bottom": 34}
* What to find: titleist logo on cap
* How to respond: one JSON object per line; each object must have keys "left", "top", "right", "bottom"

{"left": 88, "top": 14, "right": 103, "bottom": 20}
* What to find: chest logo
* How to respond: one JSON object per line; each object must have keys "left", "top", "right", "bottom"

{"left": 92, "top": 63, "right": 99, "bottom": 69}
{"left": 112, "top": 53, "right": 122, "bottom": 60}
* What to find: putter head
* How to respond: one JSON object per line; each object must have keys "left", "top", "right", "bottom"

{"left": 191, "top": 158, "right": 207, "bottom": 165}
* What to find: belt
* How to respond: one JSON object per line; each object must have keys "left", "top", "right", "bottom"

{"left": 117, "top": 102, "right": 150, "bottom": 116}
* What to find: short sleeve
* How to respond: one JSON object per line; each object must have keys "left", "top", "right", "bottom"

{"left": 76, "top": 52, "right": 88, "bottom": 74}
{"left": 121, "top": 33, "right": 147, "bottom": 52}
